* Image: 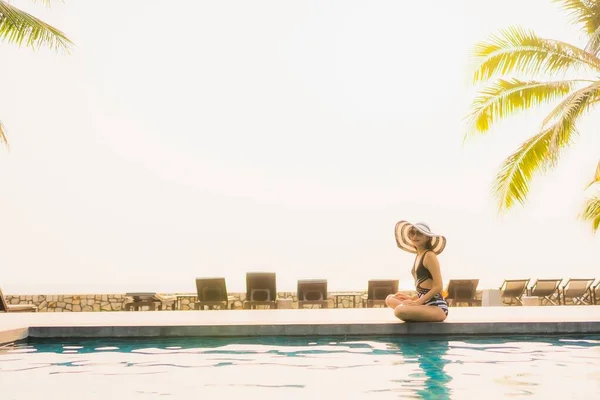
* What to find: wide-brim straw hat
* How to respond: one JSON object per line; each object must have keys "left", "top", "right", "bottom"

{"left": 394, "top": 220, "right": 446, "bottom": 255}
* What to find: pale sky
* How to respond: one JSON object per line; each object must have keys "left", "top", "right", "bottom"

{"left": 1, "top": 0, "right": 599, "bottom": 294}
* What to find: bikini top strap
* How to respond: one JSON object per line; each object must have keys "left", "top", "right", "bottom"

{"left": 418, "top": 249, "right": 431, "bottom": 269}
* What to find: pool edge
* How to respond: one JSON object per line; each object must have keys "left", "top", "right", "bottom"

{"left": 25, "top": 321, "right": 600, "bottom": 339}
{"left": 0, "top": 327, "right": 29, "bottom": 346}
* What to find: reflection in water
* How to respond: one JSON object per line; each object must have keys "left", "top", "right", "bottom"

{"left": 1, "top": 335, "right": 599, "bottom": 399}
{"left": 399, "top": 340, "right": 452, "bottom": 399}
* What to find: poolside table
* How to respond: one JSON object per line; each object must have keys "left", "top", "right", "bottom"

{"left": 123, "top": 292, "right": 161, "bottom": 311}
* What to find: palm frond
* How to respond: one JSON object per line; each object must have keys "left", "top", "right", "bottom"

{"left": 466, "top": 78, "right": 579, "bottom": 137}
{"left": 30, "top": 1, "right": 68, "bottom": 7}
{"left": 586, "top": 160, "right": 600, "bottom": 189}
{"left": 541, "top": 81, "right": 600, "bottom": 135}
{"left": 472, "top": 26, "right": 600, "bottom": 83}
{"left": 579, "top": 196, "right": 600, "bottom": 232}
{"left": 556, "top": 1, "right": 600, "bottom": 53}
{"left": 558, "top": 0, "right": 600, "bottom": 35}
{"left": 492, "top": 127, "right": 566, "bottom": 210}
{"left": 492, "top": 87, "right": 600, "bottom": 209}
{"left": 0, "top": 118, "right": 7, "bottom": 148}
{"left": 584, "top": 24, "right": 600, "bottom": 54}
{"left": 0, "top": 0, "right": 72, "bottom": 51}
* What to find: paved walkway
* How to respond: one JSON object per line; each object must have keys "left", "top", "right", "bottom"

{"left": 2, "top": 306, "right": 600, "bottom": 344}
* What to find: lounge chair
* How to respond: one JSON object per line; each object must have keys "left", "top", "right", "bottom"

{"left": 195, "top": 277, "right": 234, "bottom": 310}
{"left": 527, "top": 279, "right": 562, "bottom": 305}
{"left": 364, "top": 279, "right": 398, "bottom": 308}
{"left": 243, "top": 272, "right": 277, "bottom": 309}
{"left": 0, "top": 288, "right": 38, "bottom": 313}
{"left": 499, "top": 279, "right": 530, "bottom": 305}
{"left": 297, "top": 279, "right": 328, "bottom": 308}
{"left": 444, "top": 279, "right": 480, "bottom": 307}
{"left": 155, "top": 294, "right": 177, "bottom": 310}
{"left": 560, "top": 278, "right": 595, "bottom": 305}
{"left": 592, "top": 280, "right": 600, "bottom": 305}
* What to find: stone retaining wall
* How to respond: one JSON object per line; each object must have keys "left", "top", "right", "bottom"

{"left": 4, "top": 294, "right": 128, "bottom": 312}
{"left": 5, "top": 290, "right": 486, "bottom": 312}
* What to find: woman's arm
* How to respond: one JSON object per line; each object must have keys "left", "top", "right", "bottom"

{"left": 394, "top": 291, "right": 419, "bottom": 300}
{"left": 415, "top": 252, "right": 443, "bottom": 305}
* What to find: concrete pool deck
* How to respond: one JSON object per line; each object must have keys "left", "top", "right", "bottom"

{"left": 2, "top": 306, "right": 600, "bottom": 344}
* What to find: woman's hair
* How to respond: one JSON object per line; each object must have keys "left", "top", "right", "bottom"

{"left": 424, "top": 236, "right": 433, "bottom": 250}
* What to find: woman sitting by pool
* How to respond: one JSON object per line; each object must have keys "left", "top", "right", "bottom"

{"left": 385, "top": 221, "right": 448, "bottom": 322}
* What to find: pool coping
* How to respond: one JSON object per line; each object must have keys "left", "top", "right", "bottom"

{"left": 0, "top": 327, "right": 28, "bottom": 345}
{"left": 2, "top": 306, "right": 600, "bottom": 344}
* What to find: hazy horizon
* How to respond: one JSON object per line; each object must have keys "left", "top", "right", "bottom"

{"left": 1, "top": 0, "right": 599, "bottom": 295}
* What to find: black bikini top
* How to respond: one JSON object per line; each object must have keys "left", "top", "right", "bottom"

{"left": 413, "top": 250, "right": 433, "bottom": 285}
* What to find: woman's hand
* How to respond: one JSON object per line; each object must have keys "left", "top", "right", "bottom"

{"left": 394, "top": 292, "right": 410, "bottom": 300}
{"left": 400, "top": 299, "right": 420, "bottom": 306}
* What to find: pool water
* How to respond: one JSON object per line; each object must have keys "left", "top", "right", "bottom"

{"left": 1, "top": 335, "right": 599, "bottom": 399}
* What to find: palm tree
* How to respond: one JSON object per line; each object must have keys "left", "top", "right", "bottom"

{"left": 0, "top": 0, "right": 72, "bottom": 147}
{"left": 467, "top": 0, "right": 600, "bottom": 232}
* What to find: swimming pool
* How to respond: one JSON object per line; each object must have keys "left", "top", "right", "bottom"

{"left": 2, "top": 335, "right": 599, "bottom": 399}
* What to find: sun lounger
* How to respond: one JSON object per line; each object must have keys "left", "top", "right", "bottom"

{"left": 0, "top": 288, "right": 38, "bottom": 313}
{"left": 499, "top": 279, "right": 530, "bottom": 305}
{"left": 243, "top": 272, "right": 277, "bottom": 309}
{"left": 592, "top": 280, "right": 600, "bottom": 305}
{"left": 560, "top": 278, "right": 595, "bottom": 305}
{"left": 527, "top": 279, "right": 562, "bottom": 305}
{"left": 195, "top": 277, "right": 234, "bottom": 310}
{"left": 297, "top": 279, "right": 328, "bottom": 308}
{"left": 155, "top": 294, "right": 177, "bottom": 310}
{"left": 364, "top": 279, "right": 398, "bottom": 308}
{"left": 445, "top": 279, "right": 480, "bottom": 307}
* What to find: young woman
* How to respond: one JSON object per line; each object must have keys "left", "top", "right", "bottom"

{"left": 385, "top": 221, "right": 448, "bottom": 322}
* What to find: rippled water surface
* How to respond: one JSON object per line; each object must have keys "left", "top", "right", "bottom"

{"left": 2, "top": 335, "right": 600, "bottom": 399}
